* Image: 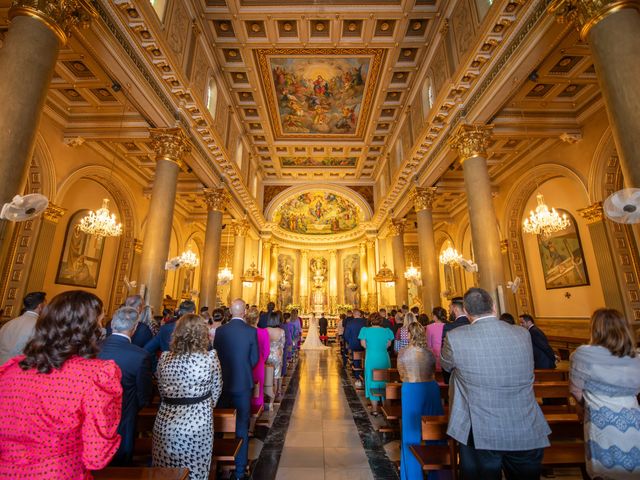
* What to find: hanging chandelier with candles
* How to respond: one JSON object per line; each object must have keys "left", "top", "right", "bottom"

{"left": 178, "top": 247, "right": 199, "bottom": 269}
{"left": 439, "top": 246, "right": 462, "bottom": 266}
{"left": 522, "top": 193, "right": 570, "bottom": 238}
{"left": 218, "top": 266, "right": 234, "bottom": 286}
{"left": 78, "top": 198, "right": 123, "bottom": 238}
{"left": 404, "top": 262, "right": 421, "bottom": 285}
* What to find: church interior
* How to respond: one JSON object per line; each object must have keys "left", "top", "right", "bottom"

{"left": 0, "top": 0, "right": 639, "bottom": 479}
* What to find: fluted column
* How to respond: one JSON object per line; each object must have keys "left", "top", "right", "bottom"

{"left": 269, "top": 244, "right": 279, "bottom": 304}
{"left": 390, "top": 219, "right": 409, "bottom": 307}
{"left": 139, "top": 128, "right": 191, "bottom": 311}
{"left": 359, "top": 243, "right": 368, "bottom": 310}
{"left": 366, "top": 239, "right": 378, "bottom": 311}
{"left": 230, "top": 219, "right": 249, "bottom": 300}
{"left": 412, "top": 187, "right": 440, "bottom": 313}
{"left": 0, "top": 1, "right": 96, "bottom": 212}
{"left": 329, "top": 249, "right": 338, "bottom": 313}
{"left": 449, "top": 124, "right": 504, "bottom": 299}
{"left": 260, "top": 240, "right": 272, "bottom": 309}
{"left": 26, "top": 204, "right": 66, "bottom": 292}
{"left": 550, "top": 0, "right": 640, "bottom": 187}
{"left": 199, "top": 188, "right": 226, "bottom": 309}
{"left": 300, "top": 250, "right": 309, "bottom": 313}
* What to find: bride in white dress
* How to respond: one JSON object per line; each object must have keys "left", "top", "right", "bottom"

{"left": 301, "top": 313, "right": 329, "bottom": 350}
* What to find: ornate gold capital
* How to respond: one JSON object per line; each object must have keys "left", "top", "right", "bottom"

{"left": 389, "top": 219, "right": 406, "bottom": 236}
{"left": 231, "top": 219, "right": 250, "bottom": 237}
{"left": 448, "top": 124, "right": 494, "bottom": 162}
{"left": 578, "top": 201, "right": 604, "bottom": 224}
{"left": 150, "top": 128, "right": 191, "bottom": 168}
{"left": 412, "top": 187, "right": 438, "bottom": 212}
{"left": 548, "top": 0, "right": 640, "bottom": 40}
{"left": 9, "top": 0, "right": 97, "bottom": 45}
{"left": 133, "top": 238, "right": 143, "bottom": 254}
{"left": 43, "top": 203, "right": 66, "bottom": 223}
{"left": 202, "top": 187, "right": 227, "bottom": 212}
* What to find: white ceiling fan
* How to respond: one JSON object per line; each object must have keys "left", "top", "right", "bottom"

{"left": 0, "top": 194, "right": 49, "bottom": 222}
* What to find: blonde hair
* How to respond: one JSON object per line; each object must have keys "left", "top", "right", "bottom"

{"left": 408, "top": 321, "right": 427, "bottom": 349}
{"left": 170, "top": 314, "right": 209, "bottom": 355}
{"left": 246, "top": 307, "right": 260, "bottom": 327}
{"left": 590, "top": 308, "right": 636, "bottom": 358}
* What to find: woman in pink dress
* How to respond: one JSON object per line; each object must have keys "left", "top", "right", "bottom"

{"left": 426, "top": 306, "right": 447, "bottom": 371}
{"left": 247, "top": 307, "right": 271, "bottom": 410}
{"left": 0, "top": 290, "right": 122, "bottom": 479}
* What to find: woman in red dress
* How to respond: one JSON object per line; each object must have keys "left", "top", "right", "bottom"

{"left": 0, "top": 290, "right": 122, "bottom": 479}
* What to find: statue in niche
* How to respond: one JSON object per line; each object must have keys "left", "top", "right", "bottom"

{"left": 310, "top": 257, "right": 327, "bottom": 314}
{"left": 343, "top": 254, "right": 360, "bottom": 307}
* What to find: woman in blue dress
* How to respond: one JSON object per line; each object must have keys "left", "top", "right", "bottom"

{"left": 358, "top": 314, "right": 394, "bottom": 415}
{"left": 397, "top": 322, "right": 444, "bottom": 480}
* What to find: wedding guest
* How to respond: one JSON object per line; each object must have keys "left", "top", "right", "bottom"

{"left": 570, "top": 308, "right": 640, "bottom": 479}
{"left": 153, "top": 314, "right": 222, "bottom": 480}
{"left": 281, "top": 312, "right": 293, "bottom": 377}
{"left": 398, "top": 322, "right": 443, "bottom": 480}
{"left": 0, "top": 291, "right": 46, "bottom": 365}
{"left": 358, "top": 314, "right": 394, "bottom": 416}
{"left": 0, "top": 290, "right": 122, "bottom": 478}
{"left": 246, "top": 307, "right": 270, "bottom": 411}
{"left": 426, "top": 306, "right": 447, "bottom": 371}
{"left": 123, "top": 295, "right": 153, "bottom": 348}
{"left": 266, "top": 311, "right": 285, "bottom": 407}
{"left": 394, "top": 311, "right": 417, "bottom": 353}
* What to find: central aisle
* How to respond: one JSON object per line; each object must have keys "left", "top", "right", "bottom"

{"left": 275, "top": 349, "right": 374, "bottom": 480}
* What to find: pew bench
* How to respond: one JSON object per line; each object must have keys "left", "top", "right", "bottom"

{"left": 93, "top": 467, "right": 189, "bottom": 480}
{"left": 409, "top": 415, "right": 458, "bottom": 480}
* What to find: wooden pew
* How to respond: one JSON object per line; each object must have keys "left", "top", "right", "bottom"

{"left": 409, "top": 416, "right": 458, "bottom": 480}
{"left": 93, "top": 468, "right": 189, "bottom": 480}
{"left": 534, "top": 369, "right": 568, "bottom": 382}
{"left": 534, "top": 381, "right": 575, "bottom": 413}
{"left": 211, "top": 409, "right": 243, "bottom": 476}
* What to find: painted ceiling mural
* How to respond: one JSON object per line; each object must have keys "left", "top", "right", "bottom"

{"left": 280, "top": 156, "right": 358, "bottom": 168}
{"left": 273, "top": 191, "right": 362, "bottom": 235}
{"left": 257, "top": 48, "right": 384, "bottom": 139}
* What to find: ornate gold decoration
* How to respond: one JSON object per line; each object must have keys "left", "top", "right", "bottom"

{"left": 448, "top": 124, "right": 494, "bottom": 162}
{"left": 548, "top": 0, "right": 640, "bottom": 40}
{"left": 150, "top": 128, "right": 191, "bottom": 169}
{"left": 231, "top": 219, "right": 250, "bottom": 237}
{"left": 202, "top": 188, "right": 227, "bottom": 212}
{"left": 578, "top": 201, "right": 605, "bottom": 224}
{"left": 42, "top": 203, "right": 66, "bottom": 223}
{"left": 500, "top": 239, "right": 509, "bottom": 254}
{"left": 133, "top": 238, "right": 143, "bottom": 254}
{"left": 412, "top": 187, "right": 438, "bottom": 212}
{"left": 388, "top": 219, "right": 405, "bottom": 236}
{"left": 9, "top": 0, "right": 97, "bottom": 45}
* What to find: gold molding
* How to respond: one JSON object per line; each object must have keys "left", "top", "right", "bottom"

{"left": 548, "top": 0, "right": 640, "bottom": 40}
{"left": 500, "top": 239, "right": 509, "bottom": 254}
{"left": 9, "top": 0, "right": 97, "bottom": 45}
{"left": 448, "top": 124, "right": 494, "bottom": 162}
{"left": 412, "top": 187, "right": 438, "bottom": 212}
{"left": 578, "top": 201, "right": 604, "bottom": 224}
{"left": 389, "top": 219, "right": 406, "bottom": 236}
{"left": 42, "top": 203, "right": 66, "bottom": 223}
{"left": 202, "top": 188, "right": 227, "bottom": 212}
{"left": 150, "top": 128, "right": 191, "bottom": 169}
{"left": 231, "top": 219, "right": 250, "bottom": 237}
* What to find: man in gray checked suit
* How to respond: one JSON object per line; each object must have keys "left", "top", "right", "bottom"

{"left": 441, "top": 288, "right": 550, "bottom": 480}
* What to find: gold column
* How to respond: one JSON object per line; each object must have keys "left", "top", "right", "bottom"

{"left": 139, "top": 128, "right": 191, "bottom": 312}
{"left": 230, "top": 219, "right": 249, "bottom": 300}
{"left": 329, "top": 249, "right": 338, "bottom": 313}
{"left": 412, "top": 187, "right": 441, "bottom": 313}
{"left": 300, "top": 250, "right": 309, "bottom": 313}
{"left": 390, "top": 219, "right": 408, "bottom": 307}
{"left": 0, "top": 1, "right": 96, "bottom": 212}
{"left": 449, "top": 124, "right": 505, "bottom": 299}
{"left": 260, "top": 240, "right": 272, "bottom": 309}
{"left": 199, "top": 188, "right": 226, "bottom": 309}
{"left": 25, "top": 203, "right": 66, "bottom": 292}
{"left": 269, "top": 244, "right": 279, "bottom": 304}
{"left": 366, "top": 239, "right": 378, "bottom": 311}
{"left": 550, "top": 1, "right": 640, "bottom": 186}
{"left": 359, "top": 243, "right": 368, "bottom": 310}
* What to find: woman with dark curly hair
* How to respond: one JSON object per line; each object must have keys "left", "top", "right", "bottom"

{"left": 152, "top": 313, "right": 223, "bottom": 480}
{"left": 0, "top": 290, "right": 122, "bottom": 479}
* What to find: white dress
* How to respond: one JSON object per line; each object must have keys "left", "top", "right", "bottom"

{"left": 301, "top": 316, "right": 329, "bottom": 350}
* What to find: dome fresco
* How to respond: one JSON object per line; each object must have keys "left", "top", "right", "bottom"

{"left": 273, "top": 191, "right": 362, "bottom": 235}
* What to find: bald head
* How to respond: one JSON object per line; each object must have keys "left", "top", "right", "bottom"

{"left": 230, "top": 298, "right": 246, "bottom": 318}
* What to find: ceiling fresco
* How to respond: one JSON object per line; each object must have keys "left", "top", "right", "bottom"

{"left": 257, "top": 48, "right": 384, "bottom": 140}
{"left": 280, "top": 156, "right": 358, "bottom": 168}
{"left": 273, "top": 191, "right": 362, "bottom": 235}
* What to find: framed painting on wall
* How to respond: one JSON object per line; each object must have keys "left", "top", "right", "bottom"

{"left": 536, "top": 210, "right": 589, "bottom": 289}
{"left": 55, "top": 210, "right": 105, "bottom": 288}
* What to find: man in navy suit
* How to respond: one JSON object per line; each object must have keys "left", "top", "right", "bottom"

{"left": 214, "top": 299, "right": 259, "bottom": 480}
{"left": 144, "top": 300, "right": 195, "bottom": 370}
{"left": 98, "top": 306, "right": 152, "bottom": 465}
{"left": 258, "top": 301, "right": 274, "bottom": 328}
{"left": 520, "top": 314, "right": 557, "bottom": 369}
{"left": 441, "top": 296, "right": 470, "bottom": 384}
{"left": 343, "top": 309, "right": 367, "bottom": 387}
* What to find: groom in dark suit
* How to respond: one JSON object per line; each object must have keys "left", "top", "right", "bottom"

{"left": 214, "top": 299, "right": 259, "bottom": 480}
{"left": 98, "top": 306, "right": 152, "bottom": 465}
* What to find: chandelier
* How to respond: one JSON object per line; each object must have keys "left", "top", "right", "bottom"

{"left": 218, "top": 266, "right": 234, "bottom": 286}
{"left": 439, "top": 246, "right": 462, "bottom": 266}
{"left": 404, "top": 262, "right": 421, "bottom": 285}
{"left": 178, "top": 247, "right": 199, "bottom": 269}
{"left": 242, "top": 261, "right": 264, "bottom": 287}
{"left": 374, "top": 260, "right": 396, "bottom": 287}
{"left": 78, "top": 199, "right": 123, "bottom": 238}
{"left": 523, "top": 193, "right": 570, "bottom": 238}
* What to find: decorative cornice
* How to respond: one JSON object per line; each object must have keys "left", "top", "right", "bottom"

{"left": 231, "top": 219, "right": 250, "bottom": 237}
{"left": 412, "top": 187, "right": 438, "bottom": 212}
{"left": 389, "top": 219, "right": 406, "bottom": 237}
{"left": 578, "top": 201, "right": 604, "bottom": 224}
{"left": 449, "top": 124, "right": 494, "bottom": 162}
{"left": 42, "top": 203, "right": 66, "bottom": 223}
{"left": 548, "top": 0, "right": 640, "bottom": 40}
{"left": 9, "top": 0, "right": 97, "bottom": 45}
{"left": 133, "top": 238, "right": 143, "bottom": 254}
{"left": 500, "top": 239, "right": 509, "bottom": 254}
{"left": 150, "top": 128, "right": 191, "bottom": 168}
{"left": 202, "top": 188, "right": 227, "bottom": 212}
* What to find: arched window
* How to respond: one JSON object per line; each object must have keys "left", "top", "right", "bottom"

{"left": 235, "top": 141, "right": 243, "bottom": 168}
{"left": 421, "top": 77, "right": 434, "bottom": 119}
{"left": 149, "top": 0, "right": 167, "bottom": 21}
{"left": 206, "top": 76, "right": 218, "bottom": 117}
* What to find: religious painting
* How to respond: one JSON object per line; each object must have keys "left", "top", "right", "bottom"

{"left": 536, "top": 211, "right": 589, "bottom": 289}
{"left": 56, "top": 210, "right": 105, "bottom": 288}
{"left": 280, "top": 156, "right": 357, "bottom": 168}
{"left": 273, "top": 191, "right": 361, "bottom": 235}
{"left": 256, "top": 48, "right": 384, "bottom": 139}
{"left": 277, "top": 254, "right": 294, "bottom": 309}
{"left": 343, "top": 254, "right": 360, "bottom": 307}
